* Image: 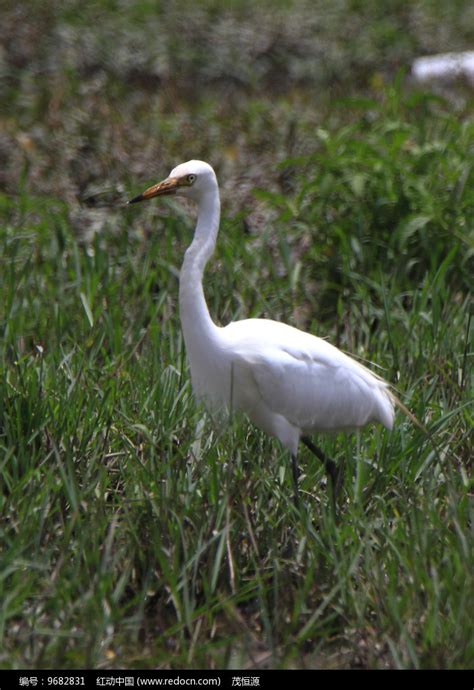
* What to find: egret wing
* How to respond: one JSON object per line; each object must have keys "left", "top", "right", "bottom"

{"left": 239, "top": 341, "right": 393, "bottom": 432}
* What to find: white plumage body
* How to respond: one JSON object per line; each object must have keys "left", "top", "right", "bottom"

{"left": 183, "top": 316, "right": 394, "bottom": 456}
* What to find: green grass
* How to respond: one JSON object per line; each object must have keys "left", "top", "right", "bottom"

{"left": 1, "top": 1, "right": 473, "bottom": 671}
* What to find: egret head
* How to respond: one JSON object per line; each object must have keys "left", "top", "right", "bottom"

{"left": 129, "top": 160, "right": 217, "bottom": 205}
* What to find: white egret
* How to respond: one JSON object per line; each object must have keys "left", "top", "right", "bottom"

{"left": 129, "top": 160, "right": 399, "bottom": 503}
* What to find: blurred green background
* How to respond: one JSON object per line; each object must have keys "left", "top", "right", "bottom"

{"left": 2, "top": 0, "right": 474, "bottom": 206}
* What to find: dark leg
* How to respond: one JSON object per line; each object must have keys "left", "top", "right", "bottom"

{"left": 301, "top": 436, "right": 343, "bottom": 509}
{"left": 301, "top": 436, "right": 337, "bottom": 482}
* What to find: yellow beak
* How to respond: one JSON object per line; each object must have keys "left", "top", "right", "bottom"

{"left": 128, "top": 176, "right": 180, "bottom": 204}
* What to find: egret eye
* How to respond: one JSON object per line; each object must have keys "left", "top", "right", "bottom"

{"left": 187, "top": 174, "right": 197, "bottom": 185}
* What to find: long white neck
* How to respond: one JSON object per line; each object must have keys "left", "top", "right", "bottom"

{"left": 179, "top": 186, "right": 221, "bottom": 350}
